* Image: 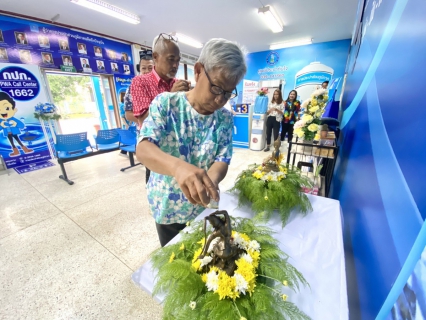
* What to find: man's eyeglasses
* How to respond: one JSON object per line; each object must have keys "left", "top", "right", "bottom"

{"left": 154, "top": 33, "right": 178, "bottom": 47}
{"left": 204, "top": 67, "right": 237, "bottom": 100}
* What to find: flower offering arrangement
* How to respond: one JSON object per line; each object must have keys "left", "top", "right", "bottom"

{"left": 150, "top": 217, "right": 310, "bottom": 320}
{"left": 293, "top": 88, "right": 329, "bottom": 141}
{"left": 231, "top": 139, "right": 312, "bottom": 226}
{"left": 34, "top": 103, "right": 61, "bottom": 121}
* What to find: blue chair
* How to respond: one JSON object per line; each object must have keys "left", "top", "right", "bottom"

{"left": 116, "top": 129, "right": 142, "bottom": 172}
{"left": 55, "top": 132, "right": 93, "bottom": 184}
{"left": 94, "top": 129, "right": 120, "bottom": 150}
{"left": 55, "top": 132, "right": 92, "bottom": 159}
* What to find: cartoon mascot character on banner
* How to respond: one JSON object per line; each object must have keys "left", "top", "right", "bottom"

{"left": 0, "top": 91, "right": 34, "bottom": 157}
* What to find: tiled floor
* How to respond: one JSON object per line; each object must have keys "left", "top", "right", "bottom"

{"left": 0, "top": 147, "right": 275, "bottom": 320}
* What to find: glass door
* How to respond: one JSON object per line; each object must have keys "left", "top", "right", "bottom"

{"left": 45, "top": 72, "right": 99, "bottom": 136}
{"left": 44, "top": 71, "right": 117, "bottom": 138}
{"left": 99, "top": 75, "right": 117, "bottom": 129}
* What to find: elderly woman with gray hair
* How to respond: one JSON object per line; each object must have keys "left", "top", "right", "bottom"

{"left": 136, "top": 38, "right": 247, "bottom": 246}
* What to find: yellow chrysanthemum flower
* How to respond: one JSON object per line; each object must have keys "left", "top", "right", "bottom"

{"left": 179, "top": 243, "right": 185, "bottom": 251}
{"left": 257, "top": 165, "right": 263, "bottom": 170}
{"left": 192, "top": 248, "right": 203, "bottom": 264}
{"left": 192, "top": 259, "right": 201, "bottom": 271}
{"left": 252, "top": 170, "right": 264, "bottom": 180}
{"left": 235, "top": 259, "right": 256, "bottom": 283}
{"left": 239, "top": 233, "right": 250, "bottom": 242}
{"left": 169, "top": 252, "right": 175, "bottom": 263}
{"left": 197, "top": 238, "right": 205, "bottom": 246}
{"left": 247, "top": 279, "right": 257, "bottom": 295}
{"left": 283, "top": 280, "right": 288, "bottom": 286}
{"left": 279, "top": 166, "right": 288, "bottom": 174}
{"left": 217, "top": 271, "right": 237, "bottom": 300}
{"left": 201, "top": 273, "right": 207, "bottom": 283}
{"left": 264, "top": 196, "right": 268, "bottom": 200}
{"left": 282, "top": 294, "right": 288, "bottom": 301}
{"left": 248, "top": 250, "right": 260, "bottom": 268}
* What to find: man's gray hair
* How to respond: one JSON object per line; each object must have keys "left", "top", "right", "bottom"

{"left": 152, "top": 34, "right": 179, "bottom": 54}
{"left": 198, "top": 38, "right": 247, "bottom": 84}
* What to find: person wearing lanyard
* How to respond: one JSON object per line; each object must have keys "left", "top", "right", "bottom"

{"left": 136, "top": 38, "right": 246, "bottom": 247}
{"left": 280, "top": 89, "right": 301, "bottom": 144}
{"left": 263, "top": 89, "right": 284, "bottom": 152}
{"left": 129, "top": 34, "right": 191, "bottom": 182}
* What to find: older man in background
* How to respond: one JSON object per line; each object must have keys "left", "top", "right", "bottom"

{"left": 137, "top": 38, "right": 246, "bottom": 246}
{"left": 128, "top": 34, "right": 190, "bottom": 181}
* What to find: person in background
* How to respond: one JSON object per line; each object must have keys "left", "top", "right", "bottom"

{"left": 321, "top": 81, "right": 329, "bottom": 89}
{"left": 130, "top": 33, "right": 190, "bottom": 183}
{"left": 123, "top": 57, "right": 153, "bottom": 124}
{"left": 136, "top": 38, "right": 246, "bottom": 247}
{"left": 119, "top": 55, "right": 154, "bottom": 157}
{"left": 264, "top": 89, "right": 284, "bottom": 152}
{"left": 280, "top": 89, "right": 301, "bottom": 144}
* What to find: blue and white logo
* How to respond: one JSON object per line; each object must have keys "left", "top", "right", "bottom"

{"left": 0, "top": 66, "right": 40, "bottom": 101}
{"left": 266, "top": 51, "right": 279, "bottom": 65}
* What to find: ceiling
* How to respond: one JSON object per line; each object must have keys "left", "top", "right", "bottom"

{"left": 0, "top": 0, "right": 358, "bottom": 56}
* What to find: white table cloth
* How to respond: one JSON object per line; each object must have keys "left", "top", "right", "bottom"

{"left": 132, "top": 193, "right": 348, "bottom": 320}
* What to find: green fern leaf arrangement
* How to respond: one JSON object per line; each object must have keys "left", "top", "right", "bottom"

{"left": 150, "top": 218, "right": 310, "bottom": 320}
{"left": 230, "top": 163, "right": 313, "bottom": 227}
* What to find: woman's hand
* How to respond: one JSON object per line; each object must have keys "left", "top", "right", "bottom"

{"left": 173, "top": 161, "right": 219, "bottom": 207}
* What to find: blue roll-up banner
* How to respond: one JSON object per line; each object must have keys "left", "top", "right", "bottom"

{"left": 0, "top": 63, "right": 53, "bottom": 169}
{"left": 0, "top": 14, "right": 134, "bottom": 76}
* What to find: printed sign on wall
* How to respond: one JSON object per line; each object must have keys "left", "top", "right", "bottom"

{"left": 0, "top": 14, "right": 134, "bottom": 76}
{"left": 0, "top": 63, "right": 52, "bottom": 169}
{"left": 238, "top": 40, "right": 350, "bottom": 103}
{"left": 242, "top": 79, "right": 258, "bottom": 105}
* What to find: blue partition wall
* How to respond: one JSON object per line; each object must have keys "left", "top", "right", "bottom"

{"left": 331, "top": 0, "right": 426, "bottom": 318}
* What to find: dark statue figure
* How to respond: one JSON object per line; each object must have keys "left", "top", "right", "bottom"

{"left": 263, "top": 137, "right": 281, "bottom": 172}
{"left": 198, "top": 210, "right": 243, "bottom": 276}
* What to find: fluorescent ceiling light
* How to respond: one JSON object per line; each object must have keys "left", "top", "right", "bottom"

{"left": 70, "top": 0, "right": 140, "bottom": 24}
{"left": 269, "top": 38, "right": 313, "bottom": 50}
{"left": 172, "top": 33, "right": 203, "bottom": 48}
{"left": 258, "top": 5, "right": 283, "bottom": 33}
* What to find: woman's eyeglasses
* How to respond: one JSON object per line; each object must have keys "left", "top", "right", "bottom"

{"left": 204, "top": 67, "right": 237, "bottom": 100}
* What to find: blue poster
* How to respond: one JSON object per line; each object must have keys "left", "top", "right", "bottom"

{"left": 0, "top": 14, "right": 134, "bottom": 76}
{"left": 0, "top": 63, "right": 52, "bottom": 169}
{"left": 330, "top": 0, "right": 426, "bottom": 318}
{"left": 239, "top": 40, "right": 350, "bottom": 103}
